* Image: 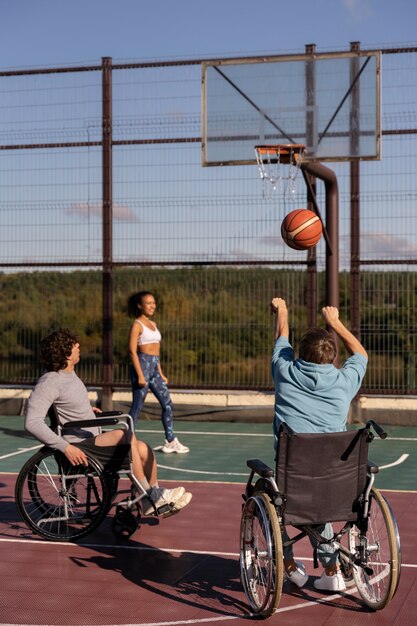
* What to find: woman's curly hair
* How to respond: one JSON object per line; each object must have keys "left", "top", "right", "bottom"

{"left": 40, "top": 328, "right": 79, "bottom": 372}
{"left": 127, "top": 291, "right": 155, "bottom": 317}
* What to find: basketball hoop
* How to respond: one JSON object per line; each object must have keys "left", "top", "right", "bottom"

{"left": 255, "top": 144, "right": 306, "bottom": 197}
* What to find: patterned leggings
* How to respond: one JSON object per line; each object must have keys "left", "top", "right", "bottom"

{"left": 129, "top": 353, "right": 174, "bottom": 442}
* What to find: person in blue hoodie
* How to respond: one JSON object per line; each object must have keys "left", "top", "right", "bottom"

{"left": 271, "top": 297, "right": 368, "bottom": 593}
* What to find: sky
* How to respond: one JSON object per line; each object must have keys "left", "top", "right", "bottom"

{"left": 0, "top": 0, "right": 416, "bottom": 268}
{"left": 0, "top": 0, "right": 416, "bottom": 69}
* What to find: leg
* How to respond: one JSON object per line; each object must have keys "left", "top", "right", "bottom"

{"left": 95, "top": 428, "right": 148, "bottom": 482}
{"left": 148, "top": 371, "right": 174, "bottom": 442}
{"left": 311, "top": 523, "right": 346, "bottom": 591}
{"left": 311, "top": 522, "right": 339, "bottom": 571}
{"left": 282, "top": 525, "right": 309, "bottom": 588}
{"left": 129, "top": 364, "right": 149, "bottom": 428}
{"left": 148, "top": 364, "right": 189, "bottom": 453}
{"left": 136, "top": 438, "right": 157, "bottom": 486}
{"left": 94, "top": 429, "right": 191, "bottom": 515}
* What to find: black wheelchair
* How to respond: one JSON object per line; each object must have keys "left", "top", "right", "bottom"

{"left": 240, "top": 420, "right": 401, "bottom": 617}
{"left": 15, "top": 407, "right": 169, "bottom": 542}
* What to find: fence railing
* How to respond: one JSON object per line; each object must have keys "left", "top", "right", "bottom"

{"left": 1, "top": 45, "right": 417, "bottom": 402}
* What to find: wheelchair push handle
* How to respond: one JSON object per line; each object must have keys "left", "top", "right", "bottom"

{"left": 366, "top": 419, "right": 387, "bottom": 439}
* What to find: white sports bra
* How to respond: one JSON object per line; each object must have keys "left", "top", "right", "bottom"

{"left": 136, "top": 320, "right": 162, "bottom": 346}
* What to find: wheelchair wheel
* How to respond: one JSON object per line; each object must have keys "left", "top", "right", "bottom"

{"left": 15, "top": 448, "right": 111, "bottom": 541}
{"left": 240, "top": 493, "right": 283, "bottom": 618}
{"left": 112, "top": 506, "right": 139, "bottom": 538}
{"left": 349, "top": 487, "right": 401, "bottom": 610}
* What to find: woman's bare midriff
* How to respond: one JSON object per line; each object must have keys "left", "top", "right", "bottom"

{"left": 139, "top": 343, "right": 160, "bottom": 356}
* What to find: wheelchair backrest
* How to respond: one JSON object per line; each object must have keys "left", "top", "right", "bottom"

{"left": 47, "top": 404, "right": 59, "bottom": 433}
{"left": 276, "top": 428, "right": 369, "bottom": 525}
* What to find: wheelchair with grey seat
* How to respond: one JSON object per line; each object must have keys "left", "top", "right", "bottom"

{"left": 240, "top": 420, "right": 401, "bottom": 617}
{"left": 15, "top": 406, "right": 168, "bottom": 542}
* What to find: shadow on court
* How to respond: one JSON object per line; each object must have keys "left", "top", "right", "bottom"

{"left": 0, "top": 477, "right": 416, "bottom": 625}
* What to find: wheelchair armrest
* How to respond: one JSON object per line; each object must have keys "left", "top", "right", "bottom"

{"left": 367, "top": 459, "right": 379, "bottom": 474}
{"left": 247, "top": 459, "right": 274, "bottom": 478}
{"left": 60, "top": 413, "right": 134, "bottom": 434}
{"left": 62, "top": 417, "right": 120, "bottom": 430}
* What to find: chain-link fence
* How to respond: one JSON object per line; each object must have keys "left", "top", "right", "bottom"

{"left": 1, "top": 46, "right": 416, "bottom": 395}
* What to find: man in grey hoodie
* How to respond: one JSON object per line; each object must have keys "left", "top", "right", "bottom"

{"left": 270, "top": 298, "right": 368, "bottom": 593}
{"left": 25, "top": 328, "right": 192, "bottom": 517}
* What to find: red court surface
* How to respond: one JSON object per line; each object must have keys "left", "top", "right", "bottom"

{"left": 0, "top": 474, "right": 416, "bottom": 626}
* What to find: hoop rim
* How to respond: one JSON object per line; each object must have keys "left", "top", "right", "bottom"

{"left": 254, "top": 143, "right": 306, "bottom": 164}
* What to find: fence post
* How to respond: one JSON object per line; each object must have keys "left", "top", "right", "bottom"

{"left": 305, "top": 43, "right": 317, "bottom": 327}
{"left": 102, "top": 56, "right": 113, "bottom": 410}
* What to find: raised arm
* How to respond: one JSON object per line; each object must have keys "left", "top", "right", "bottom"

{"left": 321, "top": 306, "right": 368, "bottom": 359}
{"left": 271, "top": 297, "right": 289, "bottom": 340}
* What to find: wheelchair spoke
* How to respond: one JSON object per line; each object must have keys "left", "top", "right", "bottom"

{"left": 15, "top": 448, "right": 111, "bottom": 541}
{"left": 240, "top": 493, "right": 283, "bottom": 617}
{"left": 349, "top": 488, "right": 400, "bottom": 610}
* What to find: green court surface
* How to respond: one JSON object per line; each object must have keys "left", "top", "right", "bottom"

{"left": 1, "top": 415, "right": 416, "bottom": 491}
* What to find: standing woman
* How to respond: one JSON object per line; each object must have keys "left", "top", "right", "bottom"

{"left": 128, "top": 291, "right": 189, "bottom": 453}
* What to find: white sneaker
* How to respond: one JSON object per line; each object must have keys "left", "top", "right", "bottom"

{"left": 314, "top": 570, "right": 346, "bottom": 592}
{"left": 142, "top": 486, "right": 185, "bottom": 516}
{"left": 162, "top": 492, "right": 193, "bottom": 518}
{"left": 285, "top": 560, "right": 309, "bottom": 588}
{"left": 161, "top": 437, "right": 190, "bottom": 454}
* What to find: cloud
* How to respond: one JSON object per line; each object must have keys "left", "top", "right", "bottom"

{"left": 66, "top": 202, "right": 138, "bottom": 222}
{"left": 342, "top": 0, "right": 374, "bottom": 20}
{"left": 362, "top": 232, "right": 417, "bottom": 257}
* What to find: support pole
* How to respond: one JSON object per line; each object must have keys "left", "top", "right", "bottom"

{"left": 305, "top": 43, "right": 317, "bottom": 328}
{"left": 301, "top": 161, "right": 339, "bottom": 360}
{"left": 350, "top": 41, "right": 362, "bottom": 422}
{"left": 102, "top": 57, "right": 113, "bottom": 410}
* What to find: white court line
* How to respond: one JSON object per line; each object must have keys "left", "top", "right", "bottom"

{"left": 142, "top": 428, "right": 417, "bottom": 442}
{"left": 158, "top": 464, "right": 247, "bottom": 476}
{"left": 379, "top": 453, "right": 409, "bottom": 469}
{"left": 2, "top": 537, "right": 417, "bottom": 569}
{"left": 148, "top": 429, "right": 274, "bottom": 437}
{"left": 0, "top": 444, "right": 42, "bottom": 460}
{"left": 157, "top": 453, "right": 409, "bottom": 476}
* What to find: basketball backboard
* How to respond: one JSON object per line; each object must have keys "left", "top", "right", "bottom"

{"left": 202, "top": 50, "right": 381, "bottom": 165}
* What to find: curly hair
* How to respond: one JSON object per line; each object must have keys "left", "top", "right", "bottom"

{"left": 299, "top": 328, "right": 337, "bottom": 365}
{"left": 127, "top": 291, "right": 155, "bottom": 317}
{"left": 40, "top": 328, "right": 79, "bottom": 372}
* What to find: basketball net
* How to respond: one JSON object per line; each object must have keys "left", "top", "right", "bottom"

{"left": 255, "top": 144, "right": 306, "bottom": 200}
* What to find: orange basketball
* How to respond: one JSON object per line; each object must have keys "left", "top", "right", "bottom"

{"left": 281, "top": 209, "right": 323, "bottom": 250}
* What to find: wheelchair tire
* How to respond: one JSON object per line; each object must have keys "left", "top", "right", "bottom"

{"left": 349, "top": 487, "right": 401, "bottom": 610}
{"left": 112, "top": 506, "right": 139, "bottom": 538}
{"left": 240, "top": 493, "right": 283, "bottom": 617}
{"left": 15, "top": 448, "right": 111, "bottom": 541}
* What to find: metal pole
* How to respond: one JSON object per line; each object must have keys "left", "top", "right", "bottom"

{"left": 350, "top": 41, "right": 362, "bottom": 422}
{"left": 301, "top": 161, "right": 339, "bottom": 361}
{"left": 350, "top": 42, "right": 361, "bottom": 341}
{"left": 102, "top": 57, "right": 113, "bottom": 410}
{"left": 305, "top": 44, "right": 317, "bottom": 328}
